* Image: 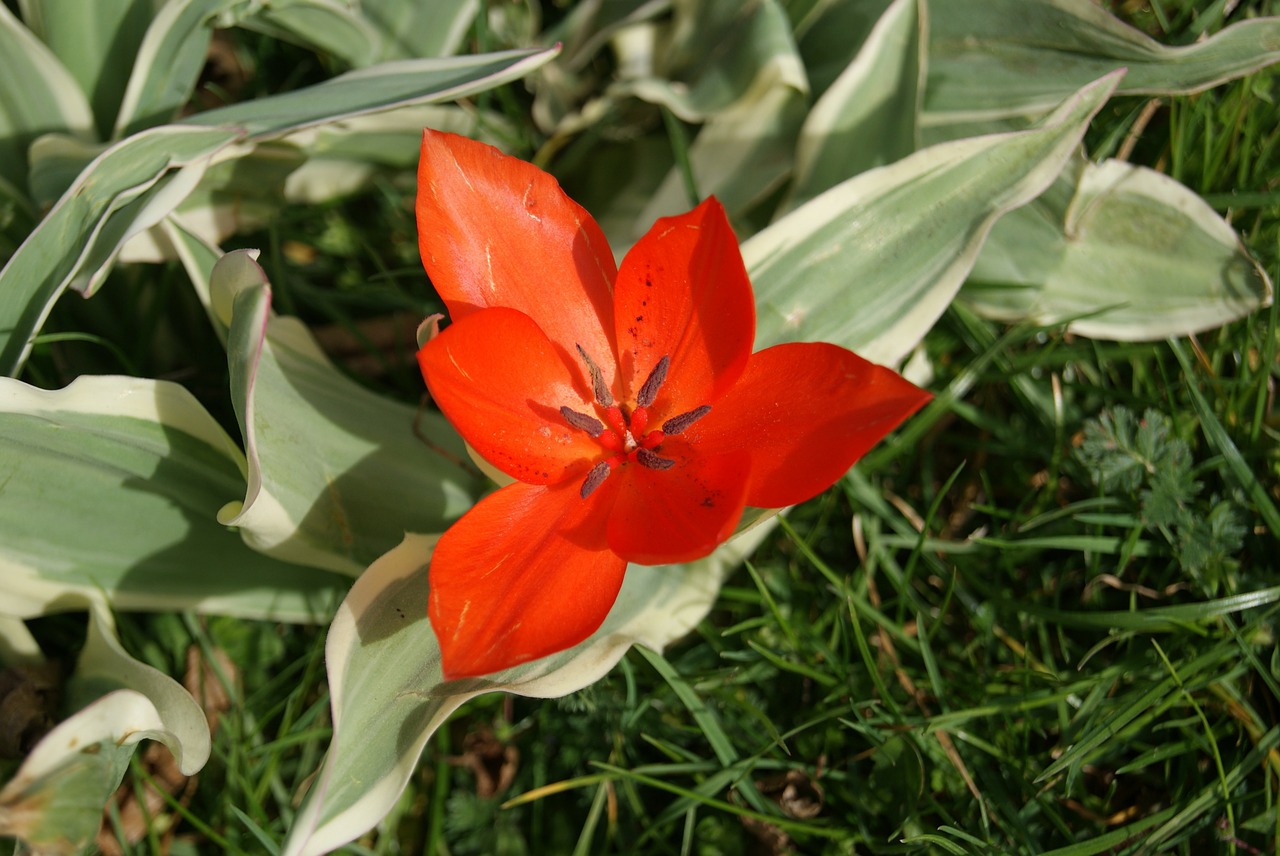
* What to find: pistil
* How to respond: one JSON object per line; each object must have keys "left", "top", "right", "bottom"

{"left": 565, "top": 348, "right": 705, "bottom": 498}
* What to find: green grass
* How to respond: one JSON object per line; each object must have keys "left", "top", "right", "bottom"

{"left": 9, "top": 0, "right": 1280, "bottom": 854}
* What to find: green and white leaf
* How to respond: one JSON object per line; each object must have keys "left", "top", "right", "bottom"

{"left": 124, "top": 47, "right": 557, "bottom": 259}
{"left": 282, "top": 521, "right": 776, "bottom": 856}
{"left": 112, "top": 0, "right": 233, "bottom": 139}
{"left": 280, "top": 104, "right": 515, "bottom": 202}
{"left": 0, "top": 374, "right": 348, "bottom": 621}
{"left": 961, "top": 156, "right": 1273, "bottom": 339}
{"left": 0, "top": 124, "right": 239, "bottom": 376}
{"left": 184, "top": 46, "right": 560, "bottom": 141}
{"left": 925, "top": 0, "right": 1280, "bottom": 128}
{"left": 26, "top": 133, "right": 108, "bottom": 210}
{"left": 119, "top": 141, "right": 305, "bottom": 264}
{"left": 556, "top": 0, "right": 810, "bottom": 245}
{"left": 124, "top": 105, "right": 510, "bottom": 262}
{"left": 780, "top": 0, "right": 924, "bottom": 215}
{"left": 745, "top": 72, "right": 1119, "bottom": 364}
{"left": 0, "top": 2, "right": 94, "bottom": 195}
{"left": 211, "top": 251, "right": 482, "bottom": 574}
{"left": 614, "top": 0, "right": 805, "bottom": 122}
{"left": 359, "top": 0, "right": 478, "bottom": 60}
{"left": 236, "top": 0, "right": 379, "bottom": 69}
{"left": 634, "top": 48, "right": 808, "bottom": 241}
{"left": 0, "top": 599, "right": 209, "bottom": 853}
{"left": 5, "top": 48, "right": 558, "bottom": 376}
{"left": 19, "top": 0, "right": 153, "bottom": 139}
{"left": 529, "top": 0, "right": 662, "bottom": 133}
{"left": 792, "top": 0, "right": 895, "bottom": 98}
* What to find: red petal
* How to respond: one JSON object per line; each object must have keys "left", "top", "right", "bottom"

{"left": 605, "top": 443, "right": 751, "bottom": 565}
{"left": 690, "top": 343, "right": 931, "bottom": 508}
{"left": 418, "top": 307, "right": 600, "bottom": 485}
{"left": 429, "top": 480, "right": 626, "bottom": 678}
{"left": 417, "top": 130, "right": 619, "bottom": 389}
{"left": 613, "top": 197, "right": 754, "bottom": 419}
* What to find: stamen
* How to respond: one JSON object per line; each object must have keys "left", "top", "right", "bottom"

{"left": 662, "top": 405, "right": 711, "bottom": 435}
{"left": 635, "top": 448, "right": 675, "bottom": 470}
{"left": 636, "top": 355, "right": 670, "bottom": 408}
{"left": 575, "top": 344, "right": 613, "bottom": 406}
{"left": 560, "top": 406, "right": 605, "bottom": 437}
{"left": 580, "top": 461, "right": 612, "bottom": 498}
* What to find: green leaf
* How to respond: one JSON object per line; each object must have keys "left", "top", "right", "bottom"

{"left": 0, "top": 599, "right": 209, "bottom": 853}
{"left": 211, "top": 250, "right": 482, "bottom": 573}
{"left": 0, "top": 2, "right": 94, "bottom": 195}
{"left": 925, "top": 0, "right": 1280, "bottom": 127}
{"left": 781, "top": 0, "right": 923, "bottom": 214}
{"left": 19, "top": 0, "right": 152, "bottom": 139}
{"left": 282, "top": 520, "right": 776, "bottom": 856}
{"left": 0, "top": 374, "right": 347, "bottom": 620}
{"left": 744, "top": 72, "right": 1118, "bottom": 363}
{"left": 961, "top": 157, "right": 1272, "bottom": 339}
{"left": 0, "top": 124, "right": 239, "bottom": 376}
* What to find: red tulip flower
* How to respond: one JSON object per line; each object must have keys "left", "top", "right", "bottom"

{"left": 415, "top": 130, "right": 930, "bottom": 678}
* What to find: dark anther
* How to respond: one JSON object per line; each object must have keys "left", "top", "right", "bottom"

{"left": 662, "top": 405, "right": 711, "bottom": 435}
{"left": 581, "top": 461, "right": 612, "bottom": 498}
{"left": 635, "top": 448, "right": 676, "bottom": 470}
{"left": 636, "top": 355, "right": 670, "bottom": 408}
{"left": 560, "top": 406, "right": 605, "bottom": 437}
{"left": 575, "top": 344, "right": 613, "bottom": 406}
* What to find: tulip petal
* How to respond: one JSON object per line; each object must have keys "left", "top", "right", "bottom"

{"left": 428, "top": 480, "right": 626, "bottom": 678}
{"left": 418, "top": 307, "right": 601, "bottom": 485}
{"left": 606, "top": 445, "right": 751, "bottom": 565}
{"left": 613, "top": 197, "right": 755, "bottom": 418}
{"left": 690, "top": 343, "right": 931, "bottom": 508}
{"left": 417, "top": 130, "right": 618, "bottom": 387}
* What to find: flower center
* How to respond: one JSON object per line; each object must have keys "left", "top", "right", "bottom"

{"left": 560, "top": 347, "right": 711, "bottom": 499}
